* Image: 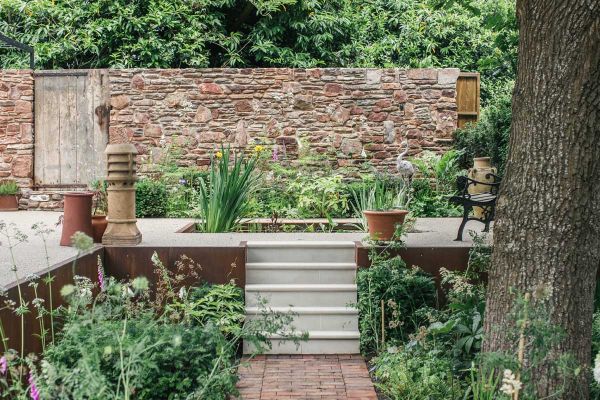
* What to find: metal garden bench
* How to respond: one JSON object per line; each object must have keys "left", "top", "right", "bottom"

{"left": 449, "top": 173, "right": 502, "bottom": 241}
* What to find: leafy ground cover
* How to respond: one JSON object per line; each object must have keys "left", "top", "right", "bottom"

{"left": 135, "top": 144, "right": 466, "bottom": 228}
{"left": 357, "top": 232, "right": 585, "bottom": 399}
{"left": 0, "top": 223, "right": 300, "bottom": 399}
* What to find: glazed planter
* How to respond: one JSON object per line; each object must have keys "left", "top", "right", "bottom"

{"left": 364, "top": 209, "right": 409, "bottom": 241}
{"left": 468, "top": 157, "right": 497, "bottom": 218}
{"left": 0, "top": 195, "right": 18, "bottom": 211}
{"left": 91, "top": 215, "right": 108, "bottom": 243}
{"left": 60, "top": 192, "right": 94, "bottom": 246}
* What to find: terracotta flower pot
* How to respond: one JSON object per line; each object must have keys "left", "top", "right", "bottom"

{"left": 364, "top": 210, "right": 409, "bottom": 241}
{"left": 0, "top": 195, "right": 18, "bottom": 211}
{"left": 60, "top": 192, "right": 94, "bottom": 246}
{"left": 91, "top": 215, "right": 108, "bottom": 243}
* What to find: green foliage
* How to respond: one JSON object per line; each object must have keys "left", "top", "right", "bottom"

{"left": 166, "top": 283, "right": 245, "bottom": 336}
{"left": 409, "top": 150, "right": 465, "bottom": 217}
{"left": 135, "top": 178, "right": 168, "bottom": 218}
{"left": 1, "top": 0, "right": 518, "bottom": 94}
{"left": 0, "top": 0, "right": 233, "bottom": 69}
{"left": 289, "top": 174, "right": 349, "bottom": 218}
{"left": 197, "top": 146, "right": 260, "bottom": 232}
{"left": 352, "top": 176, "right": 411, "bottom": 213}
{"left": 454, "top": 81, "right": 513, "bottom": 175}
{"left": 0, "top": 180, "right": 19, "bottom": 195}
{"left": 475, "top": 288, "right": 581, "bottom": 400}
{"left": 371, "top": 347, "right": 464, "bottom": 400}
{"left": 356, "top": 255, "right": 437, "bottom": 354}
{"left": 161, "top": 169, "right": 207, "bottom": 218}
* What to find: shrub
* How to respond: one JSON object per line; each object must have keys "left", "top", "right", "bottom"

{"left": 197, "top": 146, "right": 260, "bottom": 232}
{"left": 0, "top": 180, "right": 19, "bottom": 195}
{"left": 371, "top": 348, "right": 464, "bottom": 400}
{"left": 161, "top": 169, "right": 207, "bottom": 218}
{"left": 357, "top": 255, "right": 437, "bottom": 354}
{"left": 454, "top": 81, "right": 513, "bottom": 175}
{"left": 136, "top": 179, "right": 168, "bottom": 218}
{"left": 288, "top": 174, "right": 350, "bottom": 218}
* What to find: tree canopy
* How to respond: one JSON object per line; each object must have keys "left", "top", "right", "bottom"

{"left": 0, "top": 0, "right": 517, "bottom": 87}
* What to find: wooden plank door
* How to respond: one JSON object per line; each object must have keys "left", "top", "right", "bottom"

{"left": 34, "top": 69, "right": 109, "bottom": 187}
{"left": 456, "top": 72, "right": 480, "bottom": 128}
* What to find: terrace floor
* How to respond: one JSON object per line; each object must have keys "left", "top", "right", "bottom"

{"left": 0, "top": 211, "right": 489, "bottom": 287}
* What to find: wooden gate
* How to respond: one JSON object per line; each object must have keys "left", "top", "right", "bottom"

{"left": 34, "top": 70, "right": 109, "bottom": 187}
{"left": 456, "top": 72, "right": 480, "bottom": 128}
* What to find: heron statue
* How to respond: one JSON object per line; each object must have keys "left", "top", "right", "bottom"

{"left": 396, "top": 140, "right": 414, "bottom": 181}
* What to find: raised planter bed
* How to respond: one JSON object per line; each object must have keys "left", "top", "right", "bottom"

{"left": 177, "top": 218, "right": 364, "bottom": 233}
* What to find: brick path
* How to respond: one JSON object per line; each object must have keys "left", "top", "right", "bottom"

{"left": 234, "top": 355, "right": 378, "bottom": 400}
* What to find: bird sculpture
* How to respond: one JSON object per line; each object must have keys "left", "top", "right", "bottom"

{"left": 396, "top": 140, "right": 414, "bottom": 180}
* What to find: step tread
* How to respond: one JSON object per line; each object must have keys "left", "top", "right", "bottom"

{"left": 246, "top": 241, "right": 356, "bottom": 248}
{"left": 246, "top": 262, "right": 356, "bottom": 269}
{"left": 245, "top": 306, "right": 358, "bottom": 314}
{"left": 265, "top": 330, "right": 360, "bottom": 339}
{"left": 245, "top": 283, "right": 357, "bottom": 291}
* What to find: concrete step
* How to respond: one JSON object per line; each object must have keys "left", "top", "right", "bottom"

{"left": 246, "top": 262, "right": 356, "bottom": 284}
{"left": 246, "top": 241, "right": 356, "bottom": 263}
{"left": 243, "top": 330, "right": 360, "bottom": 354}
{"left": 245, "top": 284, "right": 357, "bottom": 308}
{"left": 246, "top": 306, "right": 358, "bottom": 331}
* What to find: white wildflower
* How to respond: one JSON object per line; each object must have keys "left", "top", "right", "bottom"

{"left": 594, "top": 353, "right": 600, "bottom": 384}
{"left": 500, "top": 369, "right": 522, "bottom": 396}
{"left": 178, "top": 287, "right": 187, "bottom": 300}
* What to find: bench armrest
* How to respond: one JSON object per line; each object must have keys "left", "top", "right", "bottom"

{"left": 456, "top": 174, "right": 502, "bottom": 196}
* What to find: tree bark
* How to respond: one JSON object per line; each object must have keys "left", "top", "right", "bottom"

{"left": 482, "top": 0, "right": 600, "bottom": 398}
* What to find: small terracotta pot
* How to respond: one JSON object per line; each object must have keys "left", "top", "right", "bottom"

{"left": 0, "top": 195, "right": 18, "bottom": 211}
{"left": 364, "top": 210, "right": 409, "bottom": 241}
{"left": 60, "top": 192, "right": 94, "bottom": 246}
{"left": 91, "top": 215, "right": 108, "bottom": 243}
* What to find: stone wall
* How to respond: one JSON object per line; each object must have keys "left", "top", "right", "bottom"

{"left": 109, "top": 68, "right": 460, "bottom": 171}
{"left": 0, "top": 70, "right": 34, "bottom": 187}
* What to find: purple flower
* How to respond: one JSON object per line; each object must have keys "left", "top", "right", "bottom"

{"left": 272, "top": 147, "right": 279, "bottom": 161}
{"left": 179, "top": 178, "right": 187, "bottom": 185}
{"left": 98, "top": 262, "right": 105, "bottom": 291}
{"left": 0, "top": 356, "right": 6, "bottom": 374}
{"left": 28, "top": 371, "right": 40, "bottom": 400}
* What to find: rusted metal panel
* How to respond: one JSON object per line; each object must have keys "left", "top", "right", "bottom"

{"left": 104, "top": 246, "right": 246, "bottom": 288}
{"left": 0, "top": 248, "right": 103, "bottom": 355}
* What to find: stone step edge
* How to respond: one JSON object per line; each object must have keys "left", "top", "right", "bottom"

{"left": 260, "top": 331, "right": 360, "bottom": 340}
{"left": 245, "top": 306, "right": 358, "bottom": 315}
{"left": 246, "top": 262, "right": 357, "bottom": 270}
{"left": 245, "top": 284, "right": 357, "bottom": 292}
{"left": 245, "top": 241, "right": 356, "bottom": 248}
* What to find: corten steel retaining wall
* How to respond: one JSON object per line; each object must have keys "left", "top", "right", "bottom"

{"left": 108, "top": 68, "right": 461, "bottom": 172}
{"left": 2, "top": 241, "right": 466, "bottom": 355}
{"left": 0, "top": 248, "right": 102, "bottom": 356}
{"left": 1, "top": 245, "right": 245, "bottom": 355}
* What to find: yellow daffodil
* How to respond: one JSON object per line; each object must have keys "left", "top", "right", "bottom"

{"left": 215, "top": 151, "right": 223, "bottom": 159}
{"left": 254, "top": 145, "right": 265, "bottom": 153}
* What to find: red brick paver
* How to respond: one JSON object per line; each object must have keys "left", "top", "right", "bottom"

{"left": 234, "top": 355, "right": 378, "bottom": 400}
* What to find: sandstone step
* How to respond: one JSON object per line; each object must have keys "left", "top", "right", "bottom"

{"left": 245, "top": 284, "right": 357, "bottom": 308}
{"left": 243, "top": 330, "right": 360, "bottom": 354}
{"left": 246, "top": 262, "right": 356, "bottom": 284}
{"left": 246, "top": 306, "right": 359, "bottom": 331}
{"left": 246, "top": 241, "right": 356, "bottom": 263}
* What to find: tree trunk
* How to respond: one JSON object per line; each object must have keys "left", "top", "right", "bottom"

{"left": 482, "top": 1, "right": 600, "bottom": 398}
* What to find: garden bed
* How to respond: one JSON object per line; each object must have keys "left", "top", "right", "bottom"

{"left": 177, "top": 218, "right": 364, "bottom": 233}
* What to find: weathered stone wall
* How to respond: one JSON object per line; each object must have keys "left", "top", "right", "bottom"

{"left": 0, "top": 70, "right": 34, "bottom": 187}
{"left": 109, "top": 68, "right": 460, "bottom": 171}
